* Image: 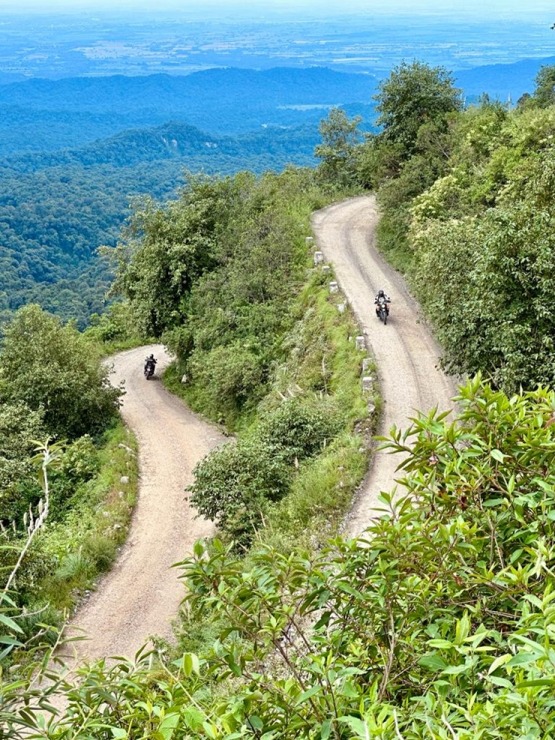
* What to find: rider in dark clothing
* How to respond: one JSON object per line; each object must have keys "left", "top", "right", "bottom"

{"left": 144, "top": 354, "right": 157, "bottom": 372}
{"left": 374, "top": 289, "right": 391, "bottom": 316}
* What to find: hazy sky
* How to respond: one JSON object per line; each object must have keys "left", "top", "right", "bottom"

{"left": 1, "top": 0, "right": 553, "bottom": 15}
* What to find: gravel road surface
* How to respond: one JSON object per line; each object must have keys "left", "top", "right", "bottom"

{"left": 312, "top": 195, "right": 456, "bottom": 536}
{"left": 60, "top": 344, "right": 225, "bottom": 663}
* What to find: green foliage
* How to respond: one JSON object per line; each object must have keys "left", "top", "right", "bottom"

{"left": 188, "top": 438, "right": 292, "bottom": 549}
{"left": 0, "top": 304, "right": 121, "bottom": 439}
{"left": 258, "top": 395, "right": 343, "bottom": 464}
{"left": 374, "top": 60, "right": 462, "bottom": 158}
{"left": 533, "top": 64, "right": 555, "bottom": 108}
{"left": 265, "top": 433, "right": 368, "bottom": 550}
{"left": 15, "top": 423, "right": 138, "bottom": 615}
{"left": 147, "top": 169, "right": 328, "bottom": 428}
{"left": 83, "top": 301, "right": 145, "bottom": 350}
{"left": 48, "top": 435, "right": 99, "bottom": 514}
{"left": 353, "top": 62, "right": 462, "bottom": 269}
{"left": 189, "top": 394, "right": 346, "bottom": 549}
{"left": 0, "top": 402, "right": 44, "bottom": 524}
{"left": 152, "top": 175, "right": 371, "bottom": 553}
{"left": 26, "top": 378, "right": 555, "bottom": 738}
{"left": 314, "top": 107, "right": 363, "bottom": 187}
{"left": 112, "top": 175, "right": 242, "bottom": 337}
{"left": 187, "top": 343, "right": 265, "bottom": 423}
{"left": 411, "top": 110, "right": 555, "bottom": 390}
{"left": 115, "top": 169, "right": 321, "bottom": 362}
{"left": 346, "top": 60, "right": 555, "bottom": 391}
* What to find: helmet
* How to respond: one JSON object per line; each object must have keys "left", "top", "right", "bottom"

{"left": 149, "top": 354, "right": 154, "bottom": 359}
{"left": 378, "top": 289, "right": 385, "bottom": 297}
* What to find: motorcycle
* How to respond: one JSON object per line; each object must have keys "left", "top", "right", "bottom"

{"left": 376, "top": 297, "right": 389, "bottom": 325}
{"left": 144, "top": 360, "right": 156, "bottom": 379}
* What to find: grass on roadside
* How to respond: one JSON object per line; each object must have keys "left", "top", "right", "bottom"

{"left": 17, "top": 422, "right": 138, "bottom": 629}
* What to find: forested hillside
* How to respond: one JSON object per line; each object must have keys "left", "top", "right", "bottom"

{"left": 0, "top": 67, "right": 376, "bottom": 153}
{"left": 0, "top": 122, "right": 319, "bottom": 326}
{"left": 0, "top": 67, "right": 377, "bottom": 326}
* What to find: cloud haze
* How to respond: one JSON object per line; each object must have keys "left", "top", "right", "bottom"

{"left": 1, "top": 0, "right": 553, "bottom": 15}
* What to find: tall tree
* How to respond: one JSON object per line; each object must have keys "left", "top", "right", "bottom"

{"left": 533, "top": 64, "right": 555, "bottom": 108}
{"left": 375, "top": 61, "right": 462, "bottom": 157}
{"left": 314, "top": 107, "right": 362, "bottom": 186}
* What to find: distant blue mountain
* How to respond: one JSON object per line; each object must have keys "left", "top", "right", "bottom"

{"left": 0, "top": 67, "right": 377, "bottom": 155}
{"left": 0, "top": 58, "right": 550, "bottom": 159}
{"left": 0, "top": 67, "right": 376, "bottom": 119}
{"left": 0, "top": 67, "right": 377, "bottom": 112}
{"left": 456, "top": 56, "right": 555, "bottom": 102}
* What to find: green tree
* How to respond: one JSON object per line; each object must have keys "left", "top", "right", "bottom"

{"left": 533, "top": 64, "right": 555, "bottom": 107}
{"left": 410, "top": 107, "right": 555, "bottom": 391}
{"left": 375, "top": 60, "right": 462, "bottom": 157}
{"left": 110, "top": 176, "right": 244, "bottom": 337}
{"left": 0, "top": 305, "right": 121, "bottom": 439}
{"left": 0, "top": 402, "right": 44, "bottom": 523}
{"left": 314, "top": 107, "right": 362, "bottom": 186}
{"left": 188, "top": 438, "right": 291, "bottom": 548}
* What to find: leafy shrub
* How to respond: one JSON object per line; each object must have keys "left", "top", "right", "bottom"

{"left": 57, "top": 435, "right": 99, "bottom": 483}
{"left": 82, "top": 533, "right": 117, "bottom": 572}
{"left": 188, "top": 343, "right": 265, "bottom": 421}
{"left": 84, "top": 301, "right": 142, "bottom": 345}
{"left": 0, "top": 401, "right": 44, "bottom": 524}
{"left": 49, "top": 435, "right": 100, "bottom": 514}
{"left": 0, "top": 304, "right": 122, "bottom": 439}
{"left": 188, "top": 438, "right": 291, "bottom": 549}
{"left": 258, "top": 395, "right": 343, "bottom": 463}
{"left": 162, "top": 324, "right": 194, "bottom": 360}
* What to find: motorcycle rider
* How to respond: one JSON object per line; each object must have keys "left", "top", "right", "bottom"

{"left": 374, "top": 289, "right": 391, "bottom": 317}
{"left": 144, "top": 353, "right": 157, "bottom": 374}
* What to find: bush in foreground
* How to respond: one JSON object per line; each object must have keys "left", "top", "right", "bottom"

{"left": 20, "top": 377, "right": 555, "bottom": 738}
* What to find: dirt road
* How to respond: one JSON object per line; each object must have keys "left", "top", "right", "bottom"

{"left": 312, "top": 196, "right": 456, "bottom": 536}
{"left": 61, "top": 345, "right": 225, "bottom": 663}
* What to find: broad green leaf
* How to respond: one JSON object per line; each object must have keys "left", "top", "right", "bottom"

{"left": 0, "top": 613, "right": 24, "bottom": 634}
{"left": 339, "top": 716, "right": 369, "bottom": 739}
{"left": 488, "top": 654, "right": 512, "bottom": 674}
{"left": 419, "top": 654, "right": 448, "bottom": 671}
{"left": 507, "top": 652, "right": 543, "bottom": 667}
{"left": 182, "top": 652, "right": 200, "bottom": 677}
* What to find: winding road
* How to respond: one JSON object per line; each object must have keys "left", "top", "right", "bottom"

{"left": 59, "top": 194, "right": 455, "bottom": 663}
{"left": 60, "top": 345, "right": 225, "bottom": 664}
{"left": 312, "top": 195, "right": 456, "bottom": 536}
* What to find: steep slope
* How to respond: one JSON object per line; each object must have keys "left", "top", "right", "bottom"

{"left": 58, "top": 196, "right": 454, "bottom": 666}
